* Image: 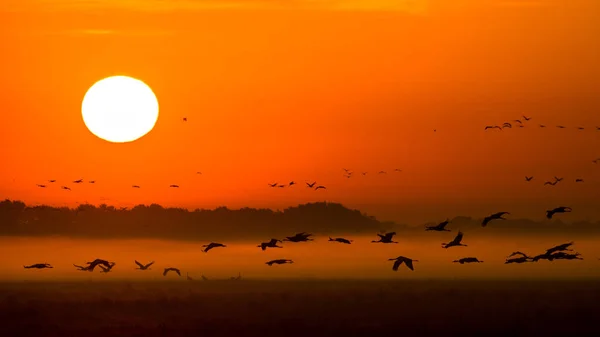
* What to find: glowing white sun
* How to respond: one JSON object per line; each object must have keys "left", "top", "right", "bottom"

{"left": 82, "top": 76, "right": 159, "bottom": 143}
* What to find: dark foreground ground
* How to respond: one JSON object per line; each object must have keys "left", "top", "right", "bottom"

{"left": 1, "top": 279, "right": 599, "bottom": 337}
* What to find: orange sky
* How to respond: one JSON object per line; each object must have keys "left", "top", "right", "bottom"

{"left": 1, "top": 0, "right": 600, "bottom": 224}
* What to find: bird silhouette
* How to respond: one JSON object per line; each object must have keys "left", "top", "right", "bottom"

{"left": 98, "top": 262, "right": 116, "bottom": 273}
{"left": 556, "top": 125, "right": 566, "bottom": 129}
{"left": 485, "top": 125, "right": 502, "bottom": 130}
{"left": 268, "top": 183, "right": 278, "bottom": 187}
{"left": 132, "top": 185, "right": 141, "bottom": 188}
{"left": 306, "top": 181, "right": 317, "bottom": 188}
{"left": 539, "top": 124, "right": 546, "bottom": 128}
{"left": 544, "top": 180, "right": 558, "bottom": 186}
{"left": 85, "top": 259, "right": 115, "bottom": 272}
{"left": 575, "top": 179, "right": 584, "bottom": 183}
{"left": 266, "top": 259, "right": 294, "bottom": 266}
{"left": 73, "top": 264, "right": 91, "bottom": 271}
{"left": 163, "top": 267, "right": 181, "bottom": 276}
{"left": 523, "top": 115, "right": 531, "bottom": 121}
{"left": 283, "top": 233, "right": 313, "bottom": 243}
{"left": 554, "top": 176, "right": 563, "bottom": 182}
{"left": 258, "top": 238, "right": 283, "bottom": 250}
{"left": 361, "top": 172, "right": 367, "bottom": 176}
{"left": 289, "top": 181, "right": 296, "bottom": 186}
{"left": 169, "top": 185, "right": 179, "bottom": 188}
{"left": 546, "top": 206, "right": 572, "bottom": 219}
{"left": 546, "top": 242, "right": 575, "bottom": 255}
{"left": 134, "top": 260, "right": 154, "bottom": 270}
{"left": 378, "top": 171, "right": 387, "bottom": 174}
{"left": 389, "top": 256, "right": 418, "bottom": 271}
{"left": 61, "top": 186, "right": 71, "bottom": 191}
{"left": 48, "top": 180, "right": 56, "bottom": 183}
{"left": 525, "top": 176, "right": 533, "bottom": 182}
{"left": 183, "top": 117, "right": 187, "bottom": 122}
{"left": 442, "top": 231, "right": 467, "bottom": 248}
{"left": 371, "top": 232, "right": 397, "bottom": 244}
{"left": 425, "top": 219, "right": 451, "bottom": 232}
{"left": 505, "top": 256, "right": 532, "bottom": 264}
{"left": 502, "top": 123, "right": 512, "bottom": 129}
{"left": 453, "top": 257, "right": 483, "bottom": 264}
{"left": 482, "top": 212, "right": 510, "bottom": 227}
{"left": 507, "top": 251, "right": 529, "bottom": 259}
{"left": 202, "top": 242, "right": 226, "bottom": 253}
{"left": 24, "top": 263, "right": 53, "bottom": 269}
{"left": 314, "top": 185, "right": 326, "bottom": 190}
{"left": 89, "top": 180, "right": 95, "bottom": 184}
{"left": 73, "top": 179, "right": 83, "bottom": 183}
{"left": 513, "top": 119, "right": 522, "bottom": 124}
{"left": 187, "top": 272, "right": 194, "bottom": 281}
{"left": 36, "top": 184, "right": 46, "bottom": 188}
{"left": 328, "top": 237, "right": 353, "bottom": 244}
{"left": 577, "top": 127, "right": 585, "bottom": 130}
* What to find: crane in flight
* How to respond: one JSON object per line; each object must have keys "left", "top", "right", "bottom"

{"left": 202, "top": 242, "right": 226, "bottom": 253}
{"left": 546, "top": 207, "right": 572, "bottom": 219}
{"left": 163, "top": 268, "right": 181, "bottom": 276}
{"left": 388, "top": 256, "right": 418, "bottom": 271}
{"left": 371, "top": 232, "right": 398, "bottom": 244}
{"left": 134, "top": 260, "right": 154, "bottom": 270}
{"left": 425, "top": 219, "right": 451, "bottom": 232}
{"left": 482, "top": 212, "right": 510, "bottom": 227}
{"left": 24, "top": 263, "right": 53, "bottom": 269}
{"left": 266, "top": 259, "right": 294, "bottom": 266}
{"left": 258, "top": 239, "right": 283, "bottom": 250}
{"left": 453, "top": 257, "right": 483, "bottom": 264}
{"left": 328, "top": 237, "right": 353, "bottom": 244}
{"left": 442, "top": 231, "right": 467, "bottom": 248}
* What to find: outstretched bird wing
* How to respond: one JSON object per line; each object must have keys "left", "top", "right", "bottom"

{"left": 392, "top": 259, "right": 403, "bottom": 271}
{"left": 134, "top": 260, "right": 144, "bottom": 268}
{"left": 145, "top": 261, "right": 155, "bottom": 268}
{"left": 404, "top": 259, "right": 415, "bottom": 271}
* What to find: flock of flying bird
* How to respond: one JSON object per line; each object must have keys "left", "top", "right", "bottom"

{"left": 23, "top": 209, "right": 587, "bottom": 275}
{"left": 22, "top": 114, "right": 599, "bottom": 276}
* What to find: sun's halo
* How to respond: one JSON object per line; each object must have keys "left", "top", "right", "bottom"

{"left": 81, "top": 76, "right": 159, "bottom": 143}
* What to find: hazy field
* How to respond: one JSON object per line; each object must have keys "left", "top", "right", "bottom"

{"left": 1, "top": 280, "right": 599, "bottom": 337}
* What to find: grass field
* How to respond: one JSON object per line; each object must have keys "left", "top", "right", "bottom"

{"left": 1, "top": 279, "right": 599, "bottom": 337}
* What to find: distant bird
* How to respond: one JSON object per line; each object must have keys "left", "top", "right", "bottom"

{"left": 513, "top": 119, "right": 522, "bottom": 124}
{"left": 98, "top": 263, "right": 115, "bottom": 273}
{"left": 283, "top": 232, "right": 313, "bottom": 243}
{"left": 596, "top": 126, "right": 600, "bottom": 130}
{"left": 187, "top": 273, "right": 194, "bottom": 281}
{"left": 89, "top": 180, "right": 95, "bottom": 184}
{"left": 169, "top": 185, "right": 179, "bottom": 188}
{"left": 258, "top": 238, "right": 283, "bottom": 250}
{"left": 266, "top": 259, "right": 294, "bottom": 266}
{"left": 202, "top": 242, "right": 226, "bottom": 253}
{"left": 134, "top": 260, "right": 154, "bottom": 270}
{"left": 556, "top": 125, "right": 566, "bottom": 129}
{"left": 525, "top": 176, "right": 533, "bottom": 182}
{"left": 328, "top": 237, "right": 353, "bottom": 244}
{"left": 546, "top": 206, "right": 572, "bottom": 219}
{"left": 482, "top": 212, "right": 510, "bottom": 227}
{"left": 36, "top": 184, "right": 46, "bottom": 188}
{"left": 394, "top": 169, "right": 402, "bottom": 172}
{"left": 73, "top": 264, "right": 91, "bottom": 271}
{"left": 163, "top": 268, "right": 181, "bottom": 276}
{"left": 73, "top": 179, "right": 84, "bottom": 183}
{"left": 554, "top": 176, "right": 563, "bottom": 182}
{"left": 505, "top": 256, "right": 531, "bottom": 264}
{"left": 61, "top": 186, "right": 71, "bottom": 191}
{"left": 268, "top": 183, "right": 278, "bottom": 188}
{"left": 442, "top": 231, "right": 467, "bottom": 248}
{"left": 453, "top": 257, "right": 483, "bottom": 264}
{"left": 523, "top": 115, "right": 531, "bottom": 121}
{"left": 507, "top": 251, "right": 529, "bottom": 259}
{"left": 132, "top": 185, "right": 140, "bottom": 188}
{"left": 502, "top": 123, "right": 512, "bottom": 129}
{"left": 196, "top": 171, "right": 202, "bottom": 175}
{"left": 593, "top": 159, "right": 599, "bottom": 164}
{"left": 485, "top": 125, "right": 502, "bottom": 130}
{"left": 85, "top": 259, "right": 114, "bottom": 271}
{"left": 575, "top": 179, "right": 584, "bottom": 183}
{"left": 544, "top": 180, "right": 558, "bottom": 186}
{"left": 378, "top": 171, "right": 387, "bottom": 174}
{"left": 388, "top": 256, "right": 418, "bottom": 271}
{"left": 539, "top": 124, "right": 546, "bottom": 128}
{"left": 425, "top": 219, "right": 451, "bottom": 232}
{"left": 48, "top": 180, "right": 56, "bottom": 183}
{"left": 518, "top": 125, "right": 524, "bottom": 128}
{"left": 372, "top": 232, "right": 397, "bottom": 244}
{"left": 314, "top": 185, "right": 326, "bottom": 190}
{"left": 24, "top": 263, "right": 53, "bottom": 269}
{"left": 343, "top": 168, "right": 352, "bottom": 174}
{"left": 183, "top": 117, "right": 187, "bottom": 122}
{"left": 577, "top": 127, "right": 585, "bottom": 130}
{"left": 306, "top": 182, "right": 316, "bottom": 188}
{"left": 289, "top": 181, "right": 296, "bottom": 186}
{"left": 277, "top": 184, "right": 286, "bottom": 188}
{"left": 361, "top": 172, "right": 367, "bottom": 176}
{"left": 546, "top": 242, "right": 574, "bottom": 255}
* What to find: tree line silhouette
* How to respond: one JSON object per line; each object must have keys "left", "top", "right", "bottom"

{"left": 1, "top": 199, "right": 599, "bottom": 241}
